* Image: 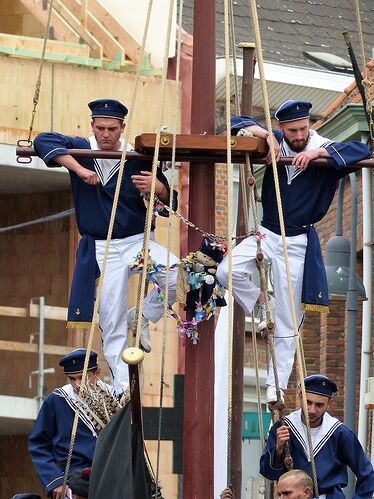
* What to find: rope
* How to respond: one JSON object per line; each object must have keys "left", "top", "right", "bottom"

{"left": 155, "top": 0, "right": 182, "bottom": 494}
{"left": 224, "top": 0, "right": 235, "bottom": 486}
{"left": 227, "top": 5, "right": 272, "bottom": 493}
{"left": 133, "top": 1, "right": 174, "bottom": 351}
{"left": 227, "top": 0, "right": 270, "bottom": 484}
{"left": 354, "top": 0, "right": 374, "bottom": 145}
{"left": 248, "top": 1, "right": 318, "bottom": 496}
{"left": 0, "top": 208, "right": 74, "bottom": 233}
{"left": 25, "top": 0, "right": 55, "bottom": 145}
{"left": 60, "top": 1, "right": 155, "bottom": 494}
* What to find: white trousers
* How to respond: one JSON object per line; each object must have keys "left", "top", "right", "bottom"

{"left": 95, "top": 233, "right": 179, "bottom": 394}
{"left": 216, "top": 226, "right": 307, "bottom": 390}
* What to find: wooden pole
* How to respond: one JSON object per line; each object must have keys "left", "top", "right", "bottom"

{"left": 183, "top": 1, "right": 216, "bottom": 497}
{"left": 231, "top": 43, "right": 255, "bottom": 498}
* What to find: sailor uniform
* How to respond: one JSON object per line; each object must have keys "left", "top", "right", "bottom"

{"left": 260, "top": 409, "right": 374, "bottom": 498}
{"left": 28, "top": 384, "right": 98, "bottom": 496}
{"left": 34, "top": 132, "right": 179, "bottom": 393}
{"left": 217, "top": 116, "right": 370, "bottom": 390}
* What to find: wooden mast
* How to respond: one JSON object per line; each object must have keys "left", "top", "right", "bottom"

{"left": 182, "top": 1, "right": 216, "bottom": 497}
{"left": 231, "top": 43, "right": 256, "bottom": 497}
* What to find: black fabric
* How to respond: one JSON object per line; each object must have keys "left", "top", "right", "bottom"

{"left": 89, "top": 403, "right": 152, "bottom": 499}
{"left": 68, "top": 469, "right": 90, "bottom": 497}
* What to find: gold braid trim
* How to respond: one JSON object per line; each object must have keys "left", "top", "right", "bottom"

{"left": 66, "top": 321, "right": 92, "bottom": 330}
{"left": 301, "top": 303, "right": 329, "bottom": 313}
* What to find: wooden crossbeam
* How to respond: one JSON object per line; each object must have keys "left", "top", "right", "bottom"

{"left": 0, "top": 304, "right": 67, "bottom": 321}
{"left": 16, "top": 142, "right": 374, "bottom": 167}
{"left": 0, "top": 306, "right": 27, "bottom": 318}
{"left": 52, "top": 0, "right": 103, "bottom": 59}
{"left": 29, "top": 304, "right": 67, "bottom": 321}
{"left": 0, "top": 46, "right": 101, "bottom": 68}
{"left": 18, "top": 0, "right": 80, "bottom": 44}
{"left": 61, "top": 0, "right": 125, "bottom": 61}
{"left": 87, "top": 0, "right": 147, "bottom": 64}
{"left": 135, "top": 133, "right": 268, "bottom": 157}
{"left": 0, "top": 32, "right": 90, "bottom": 58}
{"left": 0, "top": 340, "right": 72, "bottom": 355}
{"left": 19, "top": 0, "right": 145, "bottom": 64}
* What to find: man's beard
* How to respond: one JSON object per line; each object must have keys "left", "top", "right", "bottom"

{"left": 284, "top": 136, "right": 307, "bottom": 153}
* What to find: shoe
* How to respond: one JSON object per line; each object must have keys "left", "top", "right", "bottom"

{"left": 127, "top": 307, "right": 151, "bottom": 353}
{"left": 257, "top": 294, "right": 275, "bottom": 332}
{"left": 266, "top": 385, "right": 284, "bottom": 404}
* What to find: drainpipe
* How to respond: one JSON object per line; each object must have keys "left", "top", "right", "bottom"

{"left": 358, "top": 143, "right": 372, "bottom": 449}
{"left": 38, "top": 296, "right": 45, "bottom": 411}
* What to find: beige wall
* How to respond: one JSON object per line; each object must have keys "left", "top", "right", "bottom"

{"left": 0, "top": 55, "right": 181, "bottom": 146}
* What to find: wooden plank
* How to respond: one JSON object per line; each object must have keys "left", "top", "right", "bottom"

{"left": 81, "top": 0, "right": 88, "bottom": 30}
{"left": 29, "top": 304, "right": 67, "bottom": 321}
{"left": 61, "top": 0, "right": 125, "bottom": 61}
{"left": 52, "top": 0, "right": 103, "bottom": 59}
{"left": 0, "top": 46, "right": 101, "bottom": 67}
{"left": 0, "top": 306, "right": 27, "bottom": 318}
{"left": 18, "top": 0, "right": 80, "bottom": 44}
{"left": 0, "top": 304, "right": 67, "bottom": 321}
{"left": 0, "top": 32, "right": 89, "bottom": 57}
{"left": 87, "top": 0, "right": 146, "bottom": 63}
{"left": 0, "top": 340, "right": 72, "bottom": 355}
{"left": 135, "top": 133, "right": 268, "bottom": 156}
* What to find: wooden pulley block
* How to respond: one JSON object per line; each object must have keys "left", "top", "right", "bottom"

{"left": 266, "top": 320, "right": 275, "bottom": 331}
{"left": 284, "top": 455, "right": 294, "bottom": 469}
{"left": 247, "top": 175, "right": 255, "bottom": 186}
{"left": 122, "top": 347, "right": 144, "bottom": 365}
{"left": 256, "top": 251, "right": 264, "bottom": 263}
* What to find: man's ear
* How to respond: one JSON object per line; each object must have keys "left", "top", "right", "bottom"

{"left": 305, "top": 486, "right": 312, "bottom": 498}
{"left": 95, "top": 366, "right": 101, "bottom": 376}
{"left": 296, "top": 390, "right": 303, "bottom": 408}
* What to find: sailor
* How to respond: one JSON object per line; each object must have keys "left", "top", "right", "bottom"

{"left": 260, "top": 374, "right": 374, "bottom": 498}
{"left": 28, "top": 349, "right": 105, "bottom": 498}
{"left": 277, "top": 469, "right": 313, "bottom": 499}
{"left": 34, "top": 99, "right": 179, "bottom": 394}
{"left": 217, "top": 100, "right": 370, "bottom": 403}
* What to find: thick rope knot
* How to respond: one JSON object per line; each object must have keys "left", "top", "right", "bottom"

{"left": 237, "top": 128, "right": 254, "bottom": 137}
{"left": 156, "top": 124, "right": 169, "bottom": 133}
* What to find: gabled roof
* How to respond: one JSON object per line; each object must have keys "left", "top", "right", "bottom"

{"left": 182, "top": 0, "right": 374, "bottom": 70}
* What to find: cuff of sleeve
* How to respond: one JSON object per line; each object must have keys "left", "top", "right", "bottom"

{"left": 45, "top": 474, "right": 64, "bottom": 495}
{"left": 269, "top": 449, "right": 285, "bottom": 471}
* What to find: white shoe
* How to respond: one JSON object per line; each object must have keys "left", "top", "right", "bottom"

{"left": 257, "top": 294, "right": 275, "bottom": 332}
{"left": 266, "top": 385, "right": 284, "bottom": 404}
{"left": 127, "top": 307, "right": 151, "bottom": 353}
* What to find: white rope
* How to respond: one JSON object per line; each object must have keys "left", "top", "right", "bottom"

{"left": 224, "top": 0, "right": 235, "bottom": 485}
{"left": 155, "top": 0, "right": 183, "bottom": 493}
{"left": 247, "top": 1, "right": 318, "bottom": 495}
{"left": 61, "top": 0, "right": 155, "bottom": 492}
